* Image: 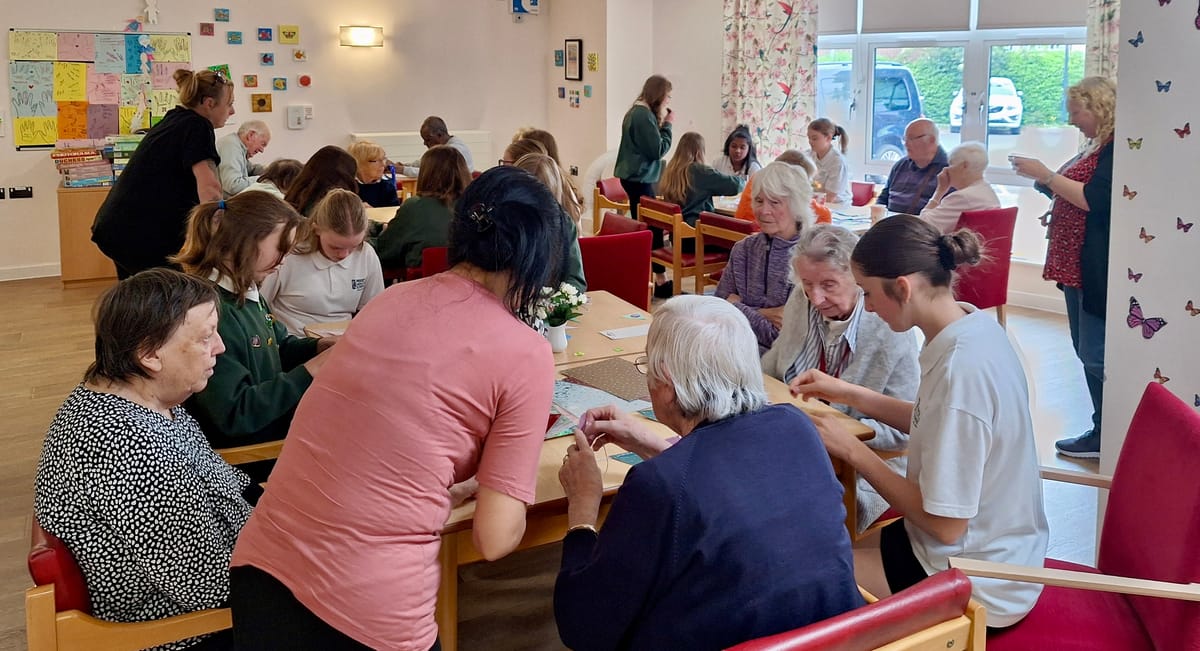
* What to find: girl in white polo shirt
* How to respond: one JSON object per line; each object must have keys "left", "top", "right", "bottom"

{"left": 791, "top": 214, "right": 1048, "bottom": 629}
{"left": 261, "top": 189, "right": 384, "bottom": 336}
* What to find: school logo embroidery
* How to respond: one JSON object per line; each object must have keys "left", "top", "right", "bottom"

{"left": 351, "top": 278, "right": 366, "bottom": 291}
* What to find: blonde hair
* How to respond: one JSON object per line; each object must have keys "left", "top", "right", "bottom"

{"left": 659, "top": 132, "right": 706, "bottom": 206}
{"left": 1068, "top": 76, "right": 1117, "bottom": 146}
{"left": 347, "top": 141, "right": 387, "bottom": 173}
{"left": 174, "top": 69, "right": 232, "bottom": 109}
{"left": 774, "top": 149, "right": 817, "bottom": 178}
{"left": 504, "top": 138, "right": 547, "bottom": 164}
{"left": 294, "top": 189, "right": 368, "bottom": 255}
{"left": 514, "top": 153, "right": 582, "bottom": 225}
{"left": 807, "top": 118, "right": 849, "bottom": 154}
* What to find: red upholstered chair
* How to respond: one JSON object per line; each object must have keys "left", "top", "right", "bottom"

{"left": 850, "top": 181, "right": 876, "bottom": 207}
{"left": 420, "top": 246, "right": 450, "bottom": 278}
{"left": 952, "top": 382, "right": 1200, "bottom": 651}
{"left": 638, "top": 198, "right": 727, "bottom": 296}
{"left": 597, "top": 211, "right": 648, "bottom": 236}
{"left": 27, "top": 517, "right": 232, "bottom": 651}
{"left": 579, "top": 230, "right": 653, "bottom": 310}
{"left": 694, "top": 211, "right": 757, "bottom": 292}
{"left": 952, "top": 206, "right": 1018, "bottom": 327}
{"left": 726, "top": 569, "right": 986, "bottom": 651}
{"left": 592, "top": 178, "right": 631, "bottom": 235}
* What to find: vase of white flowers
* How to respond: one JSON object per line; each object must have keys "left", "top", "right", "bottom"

{"left": 537, "top": 283, "right": 587, "bottom": 353}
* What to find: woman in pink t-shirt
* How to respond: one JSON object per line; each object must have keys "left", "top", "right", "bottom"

{"left": 229, "top": 166, "right": 574, "bottom": 651}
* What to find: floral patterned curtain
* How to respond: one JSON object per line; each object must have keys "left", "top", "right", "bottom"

{"left": 1085, "top": 0, "right": 1120, "bottom": 79}
{"left": 721, "top": 0, "right": 818, "bottom": 160}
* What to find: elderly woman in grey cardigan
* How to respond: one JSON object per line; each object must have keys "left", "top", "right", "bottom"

{"left": 761, "top": 224, "right": 920, "bottom": 531}
{"left": 716, "top": 161, "right": 815, "bottom": 353}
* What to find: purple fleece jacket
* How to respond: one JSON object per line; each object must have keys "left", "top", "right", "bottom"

{"left": 715, "top": 232, "right": 798, "bottom": 353}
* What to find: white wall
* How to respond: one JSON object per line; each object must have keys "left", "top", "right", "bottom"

{"left": 546, "top": 0, "right": 608, "bottom": 180}
{"left": 0, "top": 0, "right": 548, "bottom": 279}
{"left": 605, "top": 0, "right": 653, "bottom": 151}
{"left": 650, "top": 0, "right": 725, "bottom": 160}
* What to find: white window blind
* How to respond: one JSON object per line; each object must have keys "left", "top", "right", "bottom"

{"left": 977, "top": 0, "right": 1086, "bottom": 29}
{"left": 818, "top": 1, "right": 857, "bottom": 35}
{"left": 861, "top": 0, "right": 969, "bottom": 33}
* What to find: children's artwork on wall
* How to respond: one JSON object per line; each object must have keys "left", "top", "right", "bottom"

{"left": 272, "top": 77, "right": 286, "bottom": 91}
{"left": 200, "top": 23, "right": 215, "bottom": 36}
{"left": 292, "top": 49, "right": 307, "bottom": 62}
{"left": 586, "top": 52, "right": 599, "bottom": 72}
{"left": 260, "top": 52, "right": 274, "bottom": 66}
{"left": 557, "top": 86, "right": 565, "bottom": 99}
{"left": 207, "top": 63, "right": 230, "bottom": 79}
{"left": 583, "top": 85, "right": 592, "bottom": 98}
{"left": 226, "top": 31, "right": 242, "bottom": 45}
{"left": 278, "top": 25, "right": 300, "bottom": 44}
{"left": 257, "top": 28, "right": 273, "bottom": 42}
{"left": 564, "top": 39, "right": 582, "bottom": 81}
{"left": 250, "top": 92, "right": 271, "bottom": 112}
{"left": 554, "top": 50, "right": 564, "bottom": 67}
{"left": 298, "top": 74, "right": 311, "bottom": 87}
{"left": 243, "top": 74, "right": 257, "bottom": 88}
{"left": 214, "top": 8, "right": 230, "bottom": 22}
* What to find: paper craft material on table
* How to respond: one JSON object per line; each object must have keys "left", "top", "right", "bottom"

{"left": 560, "top": 357, "right": 649, "bottom": 402}
{"left": 599, "top": 324, "right": 650, "bottom": 340}
{"left": 546, "top": 380, "right": 651, "bottom": 439}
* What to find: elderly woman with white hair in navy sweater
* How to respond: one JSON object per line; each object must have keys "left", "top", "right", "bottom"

{"left": 715, "top": 161, "right": 815, "bottom": 353}
{"left": 554, "top": 295, "right": 863, "bottom": 651}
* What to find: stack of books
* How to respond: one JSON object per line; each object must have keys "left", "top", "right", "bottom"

{"left": 109, "top": 135, "right": 145, "bottom": 179}
{"left": 51, "top": 147, "right": 114, "bottom": 188}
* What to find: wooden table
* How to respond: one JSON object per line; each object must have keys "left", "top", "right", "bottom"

{"left": 397, "top": 175, "right": 418, "bottom": 200}
{"left": 711, "top": 196, "right": 875, "bottom": 235}
{"left": 303, "top": 290, "right": 652, "bottom": 367}
{"left": 365, "top": 205, "right": 397, "bottom": 224}
{"left": 434, "top": 369, "right": 872, "bottom": 650}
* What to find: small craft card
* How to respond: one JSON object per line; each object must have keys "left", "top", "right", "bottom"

{"left": 584, "top": 85, "right": 593, "bottom": 98}
{"left": 611, "top": 452, "right": 644, "bottom": 466}
{"left": 257, "top": 28, "right": 273, "bottom": 42}
{"left": 272, "top": 77, "right": 287, "bottom": 91}
{"left": 587, "top": 52, "right": 599, "bottom": 72}
{"left": 554, "top": 49, "right": 564, "bottom": 66}
{"left": 560, "top": 358, "right": 649, "bottom": 402}
{"left": 243, "top": 74, "right": 258, "bottom": 88}
{"left": 214, "top": 8, "right": 230, "bottom": 22}
{"left": 207, "top": 63, "right": 231, "bottom": 79}
{"left": 599, "top": 324, "right": 650, "bottom": 340}
{"left": 226, "top": 31, "right": 242, "bottom": 45}
{"left": 250, "top": 93, "right": 272, "bottom": 113}
{"left": 260, "top": 52, "right": 274, "bottom": 66}
{"left": 200, "top": 23, "right": 215, "bottom": 36}
{"left": 278, "top": 25, "right": 300, "bottom": 44}
{"left": 292, "top": 48, "right": 307, "bottom": 62}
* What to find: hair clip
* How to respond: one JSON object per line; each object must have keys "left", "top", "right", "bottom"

{"left": 217, "top": 199, "right": 226, "bottom": 210}
{"left": 466, "top": 202, "right": 495, "bottom": 232}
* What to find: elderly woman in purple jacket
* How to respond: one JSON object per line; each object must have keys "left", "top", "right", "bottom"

{"left": 716, "top": 161, "right": 814, "bottom": 353}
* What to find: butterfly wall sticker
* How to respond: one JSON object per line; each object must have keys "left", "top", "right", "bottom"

{"left": 1123, "top": 184, "right": 1138, "bottom": 199}
{"left": 1128, "top": 267, "right": 1143, "bottom": 283}
{"left": 1128, "top": 30, "right": 1145, "bottom": 47}
{"left": 1139, "top": 226, "right": 1156, "bottom": 243}
{"left": 1154, "top": 367, "right": 1170, "bottom": 384}
{"left": 1178, "top": 217, "right": 1195, "bottom": 233}
{"left": 1176, "top": 122, "right": 1192, "bottom": 138}
{"left": 1186, "top": 300, "right": 1200, "bottom": 316}
{"left": 1195, "top": 394, "right": 1199, "bottom": 408}
{"left": 1160, "top": 0, "right": 1171, "bottom": 5}
{"left": 1127, "top": 137, "right": 1143, "bottom": 149}
{"left": 1157, "top": 80, "right": 1172, "bottom": 93}
{"left": 1128, "top": 296, "right": 1168, "bottom": 339}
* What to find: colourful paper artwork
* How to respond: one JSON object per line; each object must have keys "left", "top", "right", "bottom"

{"left": 584, "top": 85, "right": 592, "bottom": 98}
{"left": 9, "top": 31, "right": 57, "bottom": 61}
{"left": 149, "top": 35, "right": 191, "bottom": 62}
{"left": 258, "top": 28, "right": 273, "bottom": 42}
{"left": 93, "top": 34, "right": 126, "bottom": 74}
{"left": 557, "top": 86, "right": 565, "bottom": 99}
{"left": 123, "top": 35, "right": 146, "bottom": 74}
{"left": 215, "top": 8, "right": 230, "bottom": 22}
{"left": 120, "top": 74, "right": 152, "bottom": 107}
{"left": 554, "top": 50, "right": 564, "bottom": 67}
{"left": 57, "top": 33, "right": 95, "bottom": 62}
{"left": 118, "top": 105, "right": 138, "bottom": 134}
{"left": 250, "top": 93, "right": 272, "bottom": 112}
{"left": 227, "top": 31, "right": 243, "bottom": 45}
{"left": 56, "top": 101, "right": 89, "bottom": 139}
{"left": 208, "top": 64, "right": 232, "bottom": 79}
{"left": 292, "top": 49, "right": 307, "bottom": 62}
{"left": 243, "top": 75, "right": 258, "bottom": 88}
{"left": 586, "top": 52, "right": 599, "bottom": 72}
{"left": 150, "top": 89, "right": 178, "bottom": 117}
{"left": 151, "top": 62, "right": 189, "bottom": 90}
{"left": 278, "top": 25, "right": 300, "bottom": 44}
{"left": 86, "top": 66, "right": 120, "bottom": 104}
{"left": 9, "top": 62, "right": 55, "bottom": 118}
{"left": 260, "top": 52, "right": 275, "bottom": 66}
{"left": 52, "top": 62, "right": 87, "bottom": 102}
{"left": 14, "top": 116, "right": 58, "bottom": 147}
{"left": 200, "top": 23, "right": 215, "bottom": 36}
{"left": 87, "top": 104, "right": 119, "bottom": 139}
{"left": 297, "top": 74, "right": 311, "bottom": 87}
{"left": 272, "top": 77, "right": 287, "bottom": 91}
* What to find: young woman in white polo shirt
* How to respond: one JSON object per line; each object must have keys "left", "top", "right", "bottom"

{"left": 791, "top": 214, "right": 1049, "bottom": 629}
{"left": 260, "top": 189, "right": 384, "bottom": 336}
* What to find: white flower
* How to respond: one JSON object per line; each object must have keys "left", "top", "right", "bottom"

{"left": 562, "top": 284, "right": 578, "bottom": 296}
{"left": 536, "top": 307, "right": 548, "bottom": 320}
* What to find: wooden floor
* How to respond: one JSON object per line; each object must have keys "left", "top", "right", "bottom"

{"left": 0, "top": 277, "right": 1098, "bottom": 651}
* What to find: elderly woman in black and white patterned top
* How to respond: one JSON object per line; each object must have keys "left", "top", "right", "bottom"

{"left": 35, "top": 269, "right": 254, "bottom": 650}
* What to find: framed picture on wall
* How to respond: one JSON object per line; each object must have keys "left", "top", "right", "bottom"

{"left": 564, "top": 39, "right": 582, "bottom": 81}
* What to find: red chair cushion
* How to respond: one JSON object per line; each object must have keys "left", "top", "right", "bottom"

{"left": 638, "top": 197, "right": 682, "bottom": 215}
{"left": 986, "top": 559, "right": 1153, "bottom": 651}
{"left": 596, "top": 177, "right": 629, "bottom": 202}
{"left": 727, "top": 569, "right": 973, "bottom": 651}
{"left": 850, "top": 182, "right": 875, "bottom": 207}
{"left": 597, "top": 212, "right": 648, "bottom": 236}
{"left": 579, "top": 231, "right": 653, "bottom": 311}
{"left": 952, "top": 207, "right": 1017, "bottom": 310}
{"left": 651, "top": 248, "right": 729, "bottom": 267}
{"left": 421, "top": 246, "right": 449, "bottom": 278}
{"left": 29, "top": 519, "right": 92, "bottom": 614}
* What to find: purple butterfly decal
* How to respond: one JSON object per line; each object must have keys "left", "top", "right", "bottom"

{"left": 1179, "top": 216, "right": 1195, "bottom": 233}
{"left": 1127, "top": 296, "right": 1168, "bottom": 339}
{"left": 1195, "top": 394, "right": 1199, "bottom": 407}
{"left": 1128, "top": 267, "right": 1143, "bottom": 283}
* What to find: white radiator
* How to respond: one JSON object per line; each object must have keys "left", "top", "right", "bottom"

{"left": 349, "top": 130, "right": 492, "bottom": 171}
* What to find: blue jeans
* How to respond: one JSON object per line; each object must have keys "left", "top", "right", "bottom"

{"left": 1062, "top": 285, "right": 1105, "bottom": 436}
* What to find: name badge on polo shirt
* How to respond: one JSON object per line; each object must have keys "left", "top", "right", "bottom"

{"left": 351, "top": 278, "right": 365, "bottom": 291}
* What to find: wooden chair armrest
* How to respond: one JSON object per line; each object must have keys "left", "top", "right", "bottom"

{"left": 54, "top": 607, "right": 232, "bottom": 651}
{"left": 217, "top": 440, "right": 283, "bottom": 466}
{"left": 949, "top": 557, "right": 1200, "bottom": 602}
{"left": 1039, "top": 465, "right": 1112, "bottom": 490}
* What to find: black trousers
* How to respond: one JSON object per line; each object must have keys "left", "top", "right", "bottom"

{"left": 230, "top": 565, "right": 442, "bottom": 651}
{"left": 619, "top": 179, "right": 672, "bottom": 274}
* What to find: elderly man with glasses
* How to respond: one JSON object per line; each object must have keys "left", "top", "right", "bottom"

{"left": 875, "top": 118, "right": 949, "bottom": 215}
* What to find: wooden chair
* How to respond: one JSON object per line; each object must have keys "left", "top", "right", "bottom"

{"left": 596, "top": 211, "right": 648, "bottom": 236}
{"left": 579, "top": 230, "right": 653, "bottom": 311}
{"left": 592, "top": 178, "right": 630, "bottom": 235}
{"left": 694, "top": 211, "right": 756, "bottom": 292}
{"left": 216, "top": 439, "right": 284, "bottom": 466}
{"left": 951, "top": 382, "right": 1200, "bottom": 650}
{"left": 638, "top": 198, "right": 728, "bottom": 296}
{"left": 27, "top": 517, "right": 232, "bottom": 651}
{"left": 953, "top": 206, "right": 1018, "bottom": 327}
{"left": 850, "top": 181, "right": 876, "bottom": 207}
{"left": 726, "top": 569, "right": 986, "bottom": 651}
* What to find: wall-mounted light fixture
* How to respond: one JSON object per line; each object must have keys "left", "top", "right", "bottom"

{"left": 339, "top": 25, "right": 384, "bottom": 47}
